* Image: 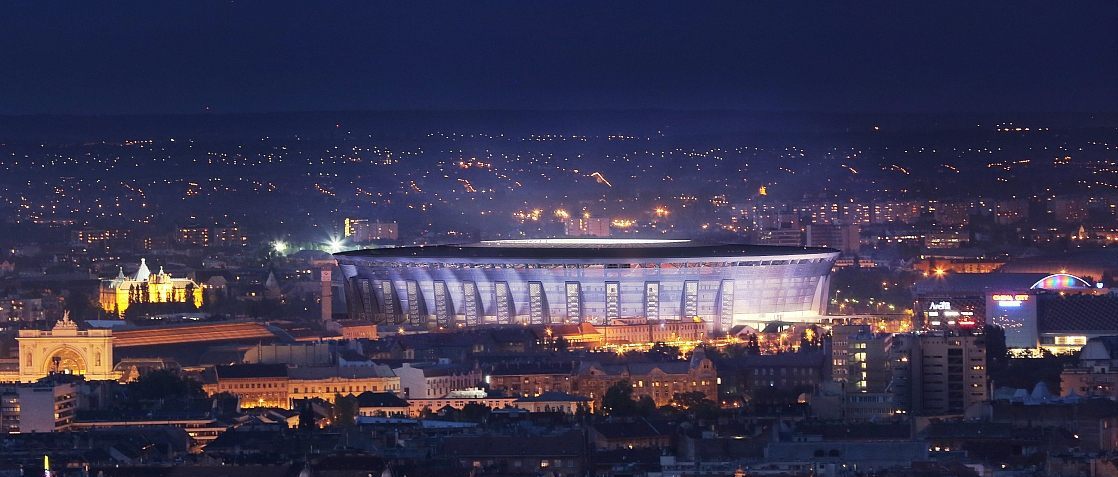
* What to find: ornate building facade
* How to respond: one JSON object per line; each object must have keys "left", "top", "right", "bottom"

{"left": 12, "top": 314, "right": 116, "bottom": 383}
{"left": 488, "top": 349, "right": 718, "bottom": 408}
{"left": 99, "top": 258, "right": 203, "bottom": 316}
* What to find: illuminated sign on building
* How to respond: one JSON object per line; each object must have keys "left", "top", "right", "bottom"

{"left": 992, "top": 294, "right": 1030, "bottom": 307}
{"left": 928, "top": 301, "right": 952, "bottom": 311}
{"left": 925, "top": 299, "right": 977, "bottom": 327}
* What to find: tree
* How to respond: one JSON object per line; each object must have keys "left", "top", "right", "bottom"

{"left": 672, "top": 391, "right": 720, "bottom": 420}
{"left": 458, "top": 402, "right": 491, "bottom": 422}
{"left": 746, "top": 334, "right": 761, "bottom": 355}
{"left": 211, "top": 392, "right": 240, "bottom": 417}
{"left": 799, "top": 325, "right": 821, "bottom": 352}
{"left": 602, "top": 380, "right": 638, "bottom": 416}
{"left": 127, "top": 369, "right": 205, "bottom": 402}
{"left": 64, "top": 290, "right": 101, "bottom": 321}
{"left": 984, "top": 324, "right": 1009, "bottom": 376}
{"left": 332, "top": 394, "right": 358, "bottom": 427}
{"left": 648, "top": 342, "right": 680, "bottom": 362}
{"left": 671, "top": 391, "right": 708, "bottom": 409}
{"left": 554, "top": 336, "right": 569, "bottom": 353}
{"left": 297, "top": 400, "right": 319, "bottom": 431}
{"left": 636, "top": 395, "right": 657, "bottom": 417}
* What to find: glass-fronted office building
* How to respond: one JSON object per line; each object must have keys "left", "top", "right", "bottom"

{"left": 335, "top": 239, "right": 839, "bottom": 333}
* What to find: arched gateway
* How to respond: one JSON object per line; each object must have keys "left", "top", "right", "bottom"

{"left": 15, "top": 313, "right": 116, "bottom": 382}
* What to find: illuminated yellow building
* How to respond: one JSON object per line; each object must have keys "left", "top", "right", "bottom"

{"left": 11, "top": 312, "right": 117, "bottom": 383}
{"left": 99, "top": 258, "right": 203, "bottom": 316}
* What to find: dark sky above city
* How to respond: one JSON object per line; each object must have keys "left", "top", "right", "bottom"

{"left": 2, "top": 1, "right": 1116, "bottom": 115}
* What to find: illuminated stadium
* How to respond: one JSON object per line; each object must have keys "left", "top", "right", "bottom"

{"left": 334, "top": 239, "right": 839, "bottom": 333}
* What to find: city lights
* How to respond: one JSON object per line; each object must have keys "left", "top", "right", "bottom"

{"left": 0, "top": 3, "right": 1106, "bottom": 471}
{"left": 325, "top": 236, "right": 346, "bottom": 254}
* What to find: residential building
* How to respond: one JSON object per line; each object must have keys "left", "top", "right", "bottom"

{"left": 344, "top": 218, "right": 399, "bottom": 242}
{"left": 756, "top": 228, "right": 802, "bottom": 247}
{"left": 0, "top": 376, "right": 80, "bottom": 433}
{"left": 564, "top": 217, "right": 610, "bottom": 237}
{"left": 889, "top": 333, "right": 987, "bottom": 416}
{"left": 441, "top": 431, "right": 586, "bottom": 477}
{"left": 805, "top": 224, "right": 860, "bottom": 254}
{"left": 830, "top": 324, "right": 871, "bottom": 384}
{"left": 590, "top": 420, "right": 672, "bottom": 450}
{"left": 287, "top": 364, "right": 400, "bottom": 404}
{"left": 1060, "top": 336, "right": 1118, "bottom": 398}
{"left": 393, "top": 361, "right": 482, "bottom": 399}
{"left": 205, "top": 364, "right": 290, "bottom": 409}
{"left": 576, "top": 349, "right": 718, "bottom": 407}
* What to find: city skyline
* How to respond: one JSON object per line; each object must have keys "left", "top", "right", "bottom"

{"left": 2, "top": 3, "right": 1118, "bottom": 476}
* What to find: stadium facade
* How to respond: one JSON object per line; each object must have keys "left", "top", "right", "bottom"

{"left": 334, "top": 239, "right": 839, "bottom": 333}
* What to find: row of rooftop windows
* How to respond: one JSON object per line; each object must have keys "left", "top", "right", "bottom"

{"left": 358, "top": 258, "right": 828, "bottom": 270}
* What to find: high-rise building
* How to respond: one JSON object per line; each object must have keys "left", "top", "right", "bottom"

{"left": 931, "top": 201, "right": 970, "bottom": 226}
{"left": 889, "top": 333, "right": 987, "bottom": 416}
{"left": 872, "top": 201, "right": 921, "bottom": 224}
{"left": 0, "top": 377, "right": 79, "bottom": 433}
{"left": 826, "top": 326, "right": 896, "bottom": 420}
{"left": 564, "top": 217, "right": 611, "bottom": 237}
{"left": 344, "top": 218, "right": 399, "bottom": 242}
{"left": 831, "top": 324, "right": 871, "bottom": 384}
{"left": 805, "top": 224, "right": 859, "bottom": 254}
{"left": 756, "top": 228, "right": 802, "bottom": 247}
{"left": 71, "top": 228, "right": 130, "bottom": 248}
{"left": 1049, "top": 196, "right": 1090, "bottom": 224}
{"left": 211, "top": 226, "right": 247, "bottom": 247}
{"left": 994, "top": 199, "right": 1029, "bottom": 224}
{"left": 177, "top": 226, "right": 211, "bottom": 247}
{"left": 924, "top": 231, "right": 968, "bottom": 249}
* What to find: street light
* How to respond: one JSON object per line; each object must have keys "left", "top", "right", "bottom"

{"left": 272, "top": 240, "right": 288, "bottom": 254}
{"left": 325, "top": 236, "right": 345, "bottom": 254}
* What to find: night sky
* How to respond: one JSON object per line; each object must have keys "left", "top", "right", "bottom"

{"left": 2, "top": 1, "right": 1116, "bottom": 115}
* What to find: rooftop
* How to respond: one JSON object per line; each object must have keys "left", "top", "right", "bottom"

{"left": 337, "top": 240, "right": 836, "bottom": 260}
{"left": 1039, "top": 294, "right": 1118, "bottom": 332}
{"left": 441, "top": 431, "right": 585, "bottom": 457}
{"left": 215, "top": 363, "right": 288, "bottom": 379}
{"left": 355, "top": 391, "right": 409, "bottom": 408}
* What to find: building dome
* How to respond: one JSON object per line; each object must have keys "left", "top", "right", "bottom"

{"left": 135, "top": 258, "right": 151, "bottom": 281}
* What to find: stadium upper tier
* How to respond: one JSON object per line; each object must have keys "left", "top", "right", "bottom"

{"left": 335, "top": 239, "right": 839, "bottom": 333}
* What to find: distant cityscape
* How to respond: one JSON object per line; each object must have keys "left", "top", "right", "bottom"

{"left": 0, "top": 112, "right": 1116, "bottom": 476}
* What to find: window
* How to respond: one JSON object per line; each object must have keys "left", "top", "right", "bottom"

{"left": 566, "top": 282, "right": 583, "bottom": 323}
{"left": 529, "top": 281, "right": 549, "bottom": 324}
{"left": 718, "top": 279, "right": 735, "bottom": 330}
{"left": 463, "top": 281, "right": 480, "bottom": 326}
{"left": 645, "top": 282, "right": 660, "bottom": 321}
{"left": 682, "top": 281, "right": 699, "bottom": 318}
{"left": 605, "top": 281, "right": 620, "bottom": 321}
{"left": 495, "top": 281, "right": 513, "bottom": 324}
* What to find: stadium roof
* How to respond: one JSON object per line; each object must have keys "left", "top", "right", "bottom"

{"left": 336, "top": 239, "right": 836, "bottom": 260}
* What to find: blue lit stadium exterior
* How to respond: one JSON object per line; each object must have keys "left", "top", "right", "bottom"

{"left": 335, "top": 239, "right": 839, "bottom": 333}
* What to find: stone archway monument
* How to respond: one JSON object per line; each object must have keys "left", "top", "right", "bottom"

{"left": 17, "top": 312, "right": 116, "bottom": 382}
